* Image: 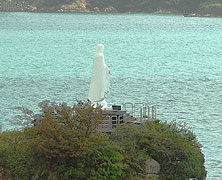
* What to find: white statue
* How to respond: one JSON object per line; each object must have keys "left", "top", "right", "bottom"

{"left": 88, "top": 44, "right": 110, "bottom": 108}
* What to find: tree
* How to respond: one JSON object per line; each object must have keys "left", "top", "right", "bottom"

{"left": 0, "top": 101, "right": 126, "bottom": 180}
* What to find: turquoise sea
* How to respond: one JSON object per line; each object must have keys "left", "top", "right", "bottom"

{"left": 0, "top": 12, "right": 222, "bottom": 179}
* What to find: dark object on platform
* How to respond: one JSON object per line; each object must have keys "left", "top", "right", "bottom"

{"left": 112, "top": 105, "right": 121, "bottom": 110}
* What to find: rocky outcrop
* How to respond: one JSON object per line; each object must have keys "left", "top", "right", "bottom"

{"left": 0, "top": 0, "right": 222, "bottom": 17}
{"left": 145, "top": 158, "right": 160, "bottom": 179}
{"left": 103, "top": 6, "right": 118, "bottom": 13}
{"left": 59, "top": 0, "right": 91, "bottom": 13}
{"left": 0, "top": 0, "right": 119, "bottom": 13}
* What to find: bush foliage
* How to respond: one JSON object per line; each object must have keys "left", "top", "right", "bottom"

{"left": 115, "top": 120, "right": 207, "bottom": 180}
{"left": 0, "top": 101, "right": 206, "bottom": 180}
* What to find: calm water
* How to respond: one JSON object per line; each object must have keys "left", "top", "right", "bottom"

{"left": 0, "top": 12, "right": 222, "bottom": 179}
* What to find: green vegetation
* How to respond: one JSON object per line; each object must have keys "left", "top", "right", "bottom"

{"left": 0, "top": 0, "right": 222, "bottom": 16}
{"left": 198, "top": 0, "right": 222, "bottom": 15}
{"left": 0, "top": 101, "right": 207, "bottom": 180}
{"left": 115, "top": 121, "right": 207, "bottom": 180}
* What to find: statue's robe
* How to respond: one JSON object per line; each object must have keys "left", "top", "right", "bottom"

{"left": 88, "top": 44, "right": 110, "bottom": 108}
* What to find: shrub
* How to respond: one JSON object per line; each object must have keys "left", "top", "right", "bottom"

{"left": 115, "top": 120, "right": 207, "bottom": 180}
{"left": 0, "top": 101, "right": 126, "bottom": 180}
{"left": 0, "top": 131, "right": 42, "bottom": 179}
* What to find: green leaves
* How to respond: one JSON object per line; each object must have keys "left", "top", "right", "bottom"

{"left": 115, "top": 120, "right": 207, "bottom": 180}
{"left": 0, "top": 101, "right": 126, "bottom": 180}
{"left": 0, "top": 101, "right": 206, "bottom": 180}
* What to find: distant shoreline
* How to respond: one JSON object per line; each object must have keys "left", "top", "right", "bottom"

{"left": 0, "top": 10, "right": 221, "bottom": 18}
{"left": 1, "top": 0, "right": 222, "bottom": 18}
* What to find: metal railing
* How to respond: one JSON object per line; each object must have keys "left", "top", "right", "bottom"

{"left": 107, "top": 102, "right": 157, "bottom": 121}
{"left": 120, "top": 102, "right": 157, "bottom": 121}
{"left": 96, "top": 102, "right": 157, "bottom": 132}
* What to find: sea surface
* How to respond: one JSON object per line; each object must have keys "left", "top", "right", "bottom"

{"left": 0, "top": 12, "right": 222, "bottom": 179}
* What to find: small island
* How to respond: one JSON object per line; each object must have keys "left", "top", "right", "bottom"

{"left": 0, "top": 0, "right": 222, "bottom": 17}
{"left": 0, "top": 100, "right": 207, "bottom": 180}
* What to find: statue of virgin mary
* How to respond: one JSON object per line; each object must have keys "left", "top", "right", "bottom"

{"left": 88, "top": 44, "right": 110, "bottom": 108}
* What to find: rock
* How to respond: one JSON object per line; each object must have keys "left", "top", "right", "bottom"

{"left": 145, "top": 158, "right": 160, "bottom": 179}
{"left": 60, "top": 0, "right": 90, "bottom": 13}
{"left": 93, "top": 7, "right": 100, "bottom": 13}
{"left": 103, "top": 6, "right": 118, "bottom": 13}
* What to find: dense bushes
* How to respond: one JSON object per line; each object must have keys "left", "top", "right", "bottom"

{"left": 0, "top": 101, "right": 126, "bottom": 180}
{"left": 115, "top": 120, "right": 207, "bottom": 180}
{"left": 0, "top": 101, "right": 206, "bottom": 180}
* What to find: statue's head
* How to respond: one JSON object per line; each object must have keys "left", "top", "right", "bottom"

{"left": 96, "top": 44, "right": 104, "bottom": 54}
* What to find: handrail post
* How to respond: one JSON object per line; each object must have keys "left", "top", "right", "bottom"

{"left": 152, "top": 106, "right": 156, "bottom": 120}
{"left": 143, "top": 106, "right": 146, "bottom": 118}
{"left": 155, "top": 106, "right": 157, "bottom": 119}
{"left": 140, "top": 108, "right": 143, "bottom": 123}
{"left": 124, "top": 102, "right": 134, "bottom": 116}
{"left": 148, "top": 106, "right": 150, "bottom": 120}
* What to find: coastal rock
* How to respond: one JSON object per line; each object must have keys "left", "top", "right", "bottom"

{"left": 103, "top": 6, "right": 118, "bottom": 13}
{"left": 145, "top": 158, "right": 160, "bottom": 179}
{"left": 59, "top": 0, "right": 90, "bottom": 13}
{"left": 93, "top": 7, "right": 100, "bottom": 13}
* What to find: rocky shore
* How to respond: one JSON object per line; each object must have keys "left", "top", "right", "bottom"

{"left": 0, "top": 0, "right": 221, "bottom": 17}
{"left": 0, "top": 0, "right": 117, "bottom": 13}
